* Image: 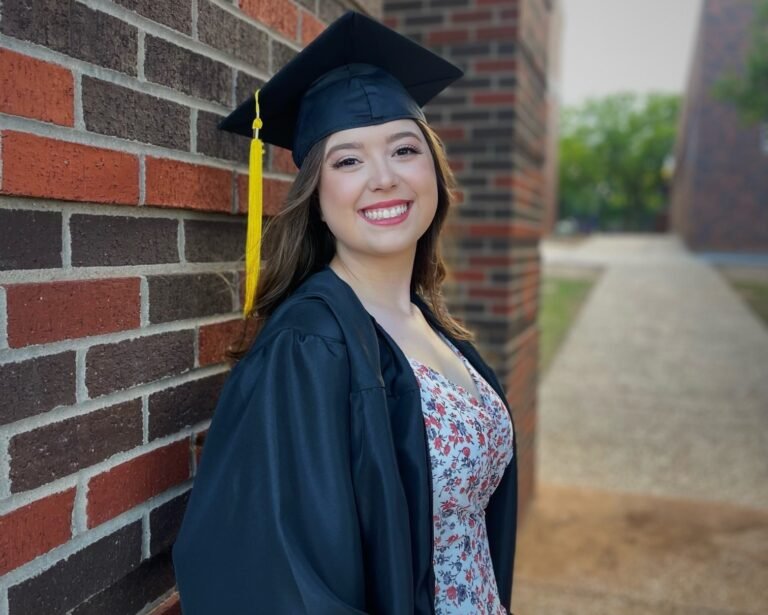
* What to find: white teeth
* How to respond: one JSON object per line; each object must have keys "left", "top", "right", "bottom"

{"left": 362, "top": 204, "right": 409, "bottom": 220}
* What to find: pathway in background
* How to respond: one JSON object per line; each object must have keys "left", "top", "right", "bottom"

{"left": 513, "top": 233, "right": 768, "bottom": 614}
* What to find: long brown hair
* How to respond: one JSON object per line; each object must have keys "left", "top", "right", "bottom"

{"left": 229, "top": 118, "right": 475, "bottom": 360}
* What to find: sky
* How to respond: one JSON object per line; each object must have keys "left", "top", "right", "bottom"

{"left": 559, "top": 0, "right": 703, "bottom": 107}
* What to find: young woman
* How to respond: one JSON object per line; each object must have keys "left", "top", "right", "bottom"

{"left": 172, "top": 11, "right": 518, "bottom": 615}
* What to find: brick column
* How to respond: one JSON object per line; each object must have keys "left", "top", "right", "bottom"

{"left": 384, "top": 0, "right": 561, "bottom": 520}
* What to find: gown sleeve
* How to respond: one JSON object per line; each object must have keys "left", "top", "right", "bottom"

{"left": 172, "top": 327, "right": 368, "bottom": 614}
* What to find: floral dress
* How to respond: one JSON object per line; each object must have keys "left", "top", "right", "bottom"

{"left": 406, "top": 331, "right": 515, "bottom": 615}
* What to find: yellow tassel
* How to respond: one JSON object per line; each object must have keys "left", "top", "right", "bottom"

{"left": 243, "top": 89, "right": 263, "bottom": 317}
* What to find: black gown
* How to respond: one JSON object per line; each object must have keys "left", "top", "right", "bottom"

{"left": 172, "top": 264, "right": 518, "bottom": 614}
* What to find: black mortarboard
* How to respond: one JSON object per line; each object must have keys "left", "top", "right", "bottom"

{"left": 219, "top": 10, "right": 463, "bottom": 315}
{"left": 220, "top": 10, "right": 463, "bottom": 167}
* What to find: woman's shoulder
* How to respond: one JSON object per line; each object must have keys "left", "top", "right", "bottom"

{"left": 256, "top": 293, "right": 345, "bottom": 349}
{"left": 230, "top": 295, "right": 348, "bottom": 386}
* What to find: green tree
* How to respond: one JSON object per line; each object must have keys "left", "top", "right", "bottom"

{"left": 712, "top": 0, "right": 768, "bottom": 124}
{"left": 558, "top": 92, "right": 681, "bottom": 231}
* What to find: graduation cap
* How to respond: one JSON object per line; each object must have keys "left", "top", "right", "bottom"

{"left": 219, "top": 10, "right": 463, "bottom": 316}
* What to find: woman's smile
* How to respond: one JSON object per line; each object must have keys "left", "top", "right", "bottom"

{"left": 359, "top": 200, "right": 413, "bottom": 225}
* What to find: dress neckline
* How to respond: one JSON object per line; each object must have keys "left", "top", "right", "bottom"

{"left": 406, "top": 332, "right": 483, "bottom": 405}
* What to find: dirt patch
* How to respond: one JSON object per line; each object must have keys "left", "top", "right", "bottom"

{"left": 512, "top": 484, "right": 768, "bottom": 614}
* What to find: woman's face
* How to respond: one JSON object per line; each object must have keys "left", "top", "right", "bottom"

{"left": 318, "top": 118, "right": 438, "bottom": 263}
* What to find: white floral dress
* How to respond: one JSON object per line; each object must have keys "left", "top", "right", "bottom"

{"left": 406, "top": 331, "right": 514, "bottom": 615}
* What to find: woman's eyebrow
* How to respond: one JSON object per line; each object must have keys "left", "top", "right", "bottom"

{"left": 325, "top": 130, "right": 422, "bottom": 161}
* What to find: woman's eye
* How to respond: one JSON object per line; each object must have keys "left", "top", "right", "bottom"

{"left": 396, "top": 145, "right": 420, "bottom": 156}
{"left": 332, "top": 157, "right": 358, "bottom": 169}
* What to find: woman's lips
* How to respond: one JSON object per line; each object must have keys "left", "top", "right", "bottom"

{"left": 358, "top": 202, "right": 412, "bottom": 226}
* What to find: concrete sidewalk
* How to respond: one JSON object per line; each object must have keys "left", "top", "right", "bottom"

{"left": 512, "top": 234, "right": 768, "bottom": 614}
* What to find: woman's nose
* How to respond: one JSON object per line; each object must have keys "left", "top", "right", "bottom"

{"left": 368, "top": 156, "right": 399, "bottom": 190}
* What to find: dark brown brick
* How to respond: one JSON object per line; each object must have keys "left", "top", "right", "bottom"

{"left": 149, "top": 490, "right": 190, "bottom": 556}
{"left": 270, "top": 39, "right": 298, "bottom": 73}
{"left": 382, "top": 0, "right": 422, "bottom": 11}
{"left": 196, "top": 110, "right": 248, "bottom": 163}
{"left": 82, "top": 78, "right": 189, "bottom": 150}
{"left": 70, "top": 214, "right": 178, "bottom": 266}
{"left": 183, "top": 219, "right": 245, "bottom": 262}
{"left": 7, "top": 521, "right": 142, "bottom": 615}
{"left": 0, "top": 352, "right": 76, "bottom": 426}
{"left": 113, "top": 0, "right": 192, "bottom": 34}
{"left": 144, "top": 35, "right": 230, "bottom": 105}
{"left": 235, "top": 72, "right": 265, "bottom": 106}
{"left": 1, "top": 0, "right": 137, "bottom": 76}
{"left": 71, "top": 550, "right": 175, "bottom": 615}
{"left": 148, "top": 372, "right": 227, "bottom": 440}
{"left": 9, "top": 399, "right": 143, "bottom": 493}
{"left": 0, "top": 210, "right": 61, "bottom": 270}
{"left": 148, "top": 273, "right": 236, "bottom": 324}
{"left": 198, "top": 0, "right": 269, "bottom": 68}
{"left": 86, "top": 330, "right": 195, "bottom": 398}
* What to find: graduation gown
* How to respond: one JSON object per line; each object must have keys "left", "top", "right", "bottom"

{"left": 172, "top": 264, "right": 518, "bottom": 614}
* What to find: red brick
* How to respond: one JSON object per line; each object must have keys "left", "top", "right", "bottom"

{"left": 239, "top": 0, "right": 298, "bottom": 40}
{"left": 449, "top": 269, "right": 486, "bottom": 282}
{"left": 87, "top": 440, "right": 190, "bottom": 528}
{"left": 301, "top": 10, "right": 325, "bottom": 46}
{"left": 6, "top": 278, "right": 141, "bottom": 347}
{"left": 198, "top": 318, "right": 245, "bottom": 366}
{"left": 490, "top": 303, "right": 517, "bottom": 315}
{"left": 269, "top": 144, "right": 297, "bottom": 174}
{"left": 434, "top": 126, "right": 465, "bottom": 141}
{"left": 145, "top": 157, "right": 232, "bottom": 213}
{"left": 473, "top": 92, "right": 516, "bottom": 105}
{"left": 476, "top": 59, "right": 517, "bottom": 72}
{"left": 0, "top": 49, "right": 74, "bottom": 126}
{"left": 237, "top": 173, "right": 291, "bottom": 215}
{"left": 0, "top": 131, "right": 139, "bottom": 204}
{"left": 494, "top": 172, "right": 534, "bottom": 190}
{"left": 476, "top": 26, "right": 516, "bottom": 40}
{"left": 451, "top": 10, "right": 492, "bottom": 23}
{"left": 0, "top": 489, "right": 75, "bottom": 575}
{"left": 427, "top": 29, "right": 469, "bottom": 45}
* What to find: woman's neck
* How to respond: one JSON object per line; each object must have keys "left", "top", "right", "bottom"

{"left": 329, "top": 253, "right": 418, "bottom": 318}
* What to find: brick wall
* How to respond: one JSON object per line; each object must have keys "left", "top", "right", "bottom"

{"left": 670, "top": 0, "right": 768, "bottom": 252}
{"left": 0, "top": 1, "right": 354, "bottom": 613}
{"left": 383, "top": 0, "right": 561, "bottom": 522}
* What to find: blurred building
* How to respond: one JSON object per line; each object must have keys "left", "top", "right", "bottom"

{"left": 670, "top": 0, "right": 768, "bottom": 252}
